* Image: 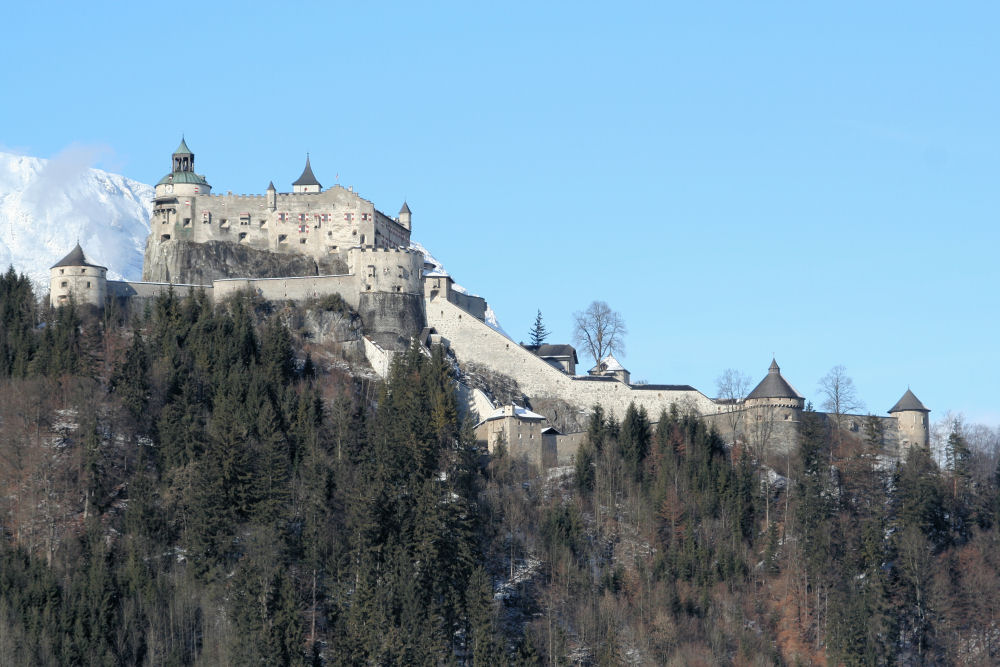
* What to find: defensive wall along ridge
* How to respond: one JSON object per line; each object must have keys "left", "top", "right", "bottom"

{"left": 426, "top": 293, "right": 719, "bottom": 421}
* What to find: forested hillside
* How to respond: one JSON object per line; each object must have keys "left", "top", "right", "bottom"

{"left": 1, "top": 268, "right": 999, "bottom": 665}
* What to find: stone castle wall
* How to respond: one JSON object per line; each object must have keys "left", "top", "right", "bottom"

{"left": 213, "top": 274, "right": 360, "bottom": 304}
{"left": 426, "top": 294, "right": 718, "bottom": 422}
{"left": 50, "top": 265, "right": 107, "bottom": 307}
{"left": 147, "top": 186, "right": 409, "bottom": 280}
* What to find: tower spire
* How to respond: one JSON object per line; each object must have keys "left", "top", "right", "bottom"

{"left": 292, "top": 154, "right": 322, "bottom": 193}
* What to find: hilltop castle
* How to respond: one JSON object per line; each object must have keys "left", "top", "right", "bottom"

{"left": 49, "top": 139, "right": 930, "bottom": 464}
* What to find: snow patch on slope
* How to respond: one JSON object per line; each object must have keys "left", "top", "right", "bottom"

{"left": 0, "top": 148, "right": 152, "bottom": 286}
{"left": 411, "top": 240, "right": 509, "bottom": 337}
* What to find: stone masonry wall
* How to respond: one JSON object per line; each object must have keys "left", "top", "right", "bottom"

{"left": 426, "top": 294, "right": 718, "bottom": 422}
{"left": 212, "top": 274, "right": 361, "bottom": 304}
{"left": 148, "top": 185, "right": 410, "bottom": 279}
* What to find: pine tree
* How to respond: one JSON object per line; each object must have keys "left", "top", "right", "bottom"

{"left": 528, "top": 309, "right": 549, "bottom": 346}
{"left": 466, "top": 566, "right": 506, "bottom": 666}
{"left": 109, "top": 329, "right": 149, "bottom": 425}
{"left": 619, "top": 402, "right": 651, "bottom": 482}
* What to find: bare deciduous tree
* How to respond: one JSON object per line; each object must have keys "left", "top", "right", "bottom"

{"left": 818, "top": 365, "right": 863, "bottom": 426}
{"left": 572, "top": 301, "right": 627, "bottom": 369}
{"left": 716, "top": 368, "right": 752, "bottom": 445}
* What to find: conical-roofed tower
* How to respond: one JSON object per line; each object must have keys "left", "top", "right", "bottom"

{"left": 889, "top": 388, "right": 930, "bottom": 450}
{"left": 49, "top": 243, "right": 107, "bottom": 307}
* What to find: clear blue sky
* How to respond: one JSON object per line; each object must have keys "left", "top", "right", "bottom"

{"left": 3, "top": 2, "right": 998, "bottom": 426}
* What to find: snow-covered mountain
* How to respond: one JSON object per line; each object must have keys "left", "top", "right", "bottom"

{"left": 0, "top": 150, "right": 152, "bottom": 286}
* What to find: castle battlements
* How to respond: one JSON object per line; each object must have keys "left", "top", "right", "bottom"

{"left": 48, "top": 138, "right": 930, "bottom": 467}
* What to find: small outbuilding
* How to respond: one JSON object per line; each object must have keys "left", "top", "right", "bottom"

{"left": 588, "top": 354, "right": 630, "bottom": 384}
{"left": 522, "top": 343, "right": 578, "bottom": 374}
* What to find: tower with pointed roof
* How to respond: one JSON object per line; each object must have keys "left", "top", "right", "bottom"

{"left": 398, "top": 201, "right": 411, "bottom": 230}
{"left": 266, "top": 181, "right": 276, "bottom": 210}
{"left": 746, "top": 359, "right": 806, "bottom": 410}
{"left": 741, "top": 359, "right": 806, "bottom": 442}
{"left": 49, "top": 243, "right": 107, "bottom": 307}
{"left": 292, "top": 155, "right": 322, "bottom": 193}
{"left": 889, "top": 388, "right": 930, "bottom": 450}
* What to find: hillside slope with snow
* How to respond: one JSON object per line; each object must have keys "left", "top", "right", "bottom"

{"left": 411, "top": 240, "right": 507, "bottom": 335}
{"left": 0, "top": 150, "right": 152, "bottom": 285}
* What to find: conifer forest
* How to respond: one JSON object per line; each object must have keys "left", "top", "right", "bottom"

{"left": 2, "top": 267, "right": 1000, "bottom": 665}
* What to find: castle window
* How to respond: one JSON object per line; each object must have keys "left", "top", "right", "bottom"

{"left": 239, "top": 232, "right": 247, "bottom": 242}
{"left": 161, "top": 234, "right": 171, "bottom": 241}
{"left": 278, "top": 234, "right": 288, "bottom": 244}
{"left": 220, "top": 219, "right": 230, "bottom": 229}
{"left": 59, "top": 269, "right": 64, "bottom": 275}
{"left": 183, "top": 218, "right": 191, "bottom": 227}
{"left": 202, "top": 212, "right": 211, "bottom": 224}
{"left": 240, "top": 214, "right": 250, "bottom": 225}
{"left": 367, "top": 265, "right": 376, "bottom": 278}
{"left": 86, "top": 281, "right": 91, "bottom": 288}
{"left": 299, "top": 238, "right": 307, "bottom": 244}
{"left": 60, "top": 281, "right": 67, "bottom": 288}
{"left": 360, "top": 234, "right": 366, "bottom": 244}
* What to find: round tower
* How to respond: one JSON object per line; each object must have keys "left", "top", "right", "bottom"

{"left": 154, "top": 137, "right": 212, "bottom": 199}
{"left": 889, "top": 389, "right": 930, "bottom": 449}
{"left": 744, "top": 358, "right": 805, "bottom": 419}
{"left": 49, "top": 243, "right": 107, "bottom": 308}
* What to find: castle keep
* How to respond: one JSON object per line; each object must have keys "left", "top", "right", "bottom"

{"left": 144, "top": 139, "right": 412, "bottom": 283}
{"left": 50, "top": 139, "right": 931, "bottom": 464}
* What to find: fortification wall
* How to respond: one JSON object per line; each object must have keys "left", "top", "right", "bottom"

{"left": 151, "top": 187, "right": 374, "bottom": 256}
{"left": 701, "top": 409, "right": 905, "bottom": 458}
{"left": 426, "top": 295, "right": 717, "bottom": 421}
{"left": 363, "top": 337, "right": 393, "bottom": 378}
{"left": 110, "top": 280, "right": 211, "bottom": 300}
{"left": 212, "top": 274, "right": 361, "bottom": 304}
{"left": 551, "top": 432, "right": 586, "bottom": 467}
{"left": 449, "top": 290, "right": 487, "bottom": 320}
{"left": 348, "top": 247, "right": 424, "bottom": 295}
{"left": 148, "top": 186, "right": 411, "bottom": 275}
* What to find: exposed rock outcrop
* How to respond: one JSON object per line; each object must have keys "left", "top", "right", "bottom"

{"left": 142, "top": 240, "right": 348, "bottom": 284}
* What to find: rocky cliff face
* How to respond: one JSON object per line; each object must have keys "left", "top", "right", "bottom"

{"left": 142, "top": 240, "right": 349, "bottom": 284}
{"left": 358, "top": 292, "right": 425, "bottom": 351}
